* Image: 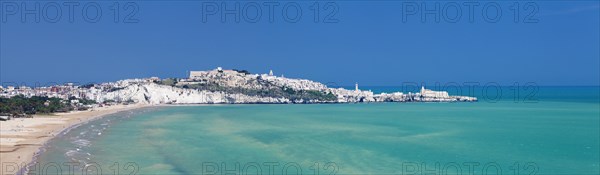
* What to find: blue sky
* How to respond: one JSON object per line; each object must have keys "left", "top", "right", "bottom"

{"left": 1, "top": 1, "right": 599, "bottom": 86}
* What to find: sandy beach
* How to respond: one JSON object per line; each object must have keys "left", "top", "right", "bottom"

{"left": 0, "top": 104, "right": 148, "bottom": 175}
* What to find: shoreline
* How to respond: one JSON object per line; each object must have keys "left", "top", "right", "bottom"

{"left": 0, "top": 104, "right": 149, "bottom": 175}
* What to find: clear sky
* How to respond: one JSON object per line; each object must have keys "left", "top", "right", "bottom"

{"left": 1, "top": 1, "right": 599, "bottom": 86}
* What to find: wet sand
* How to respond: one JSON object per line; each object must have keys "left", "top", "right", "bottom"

{"left": 0, "top": 104, "right": 147, "bottom": 175}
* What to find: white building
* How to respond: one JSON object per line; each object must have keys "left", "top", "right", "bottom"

{"left": 420, "top": 86, "right": 449, "bottom": 98}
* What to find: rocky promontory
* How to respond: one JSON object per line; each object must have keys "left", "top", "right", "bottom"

{"left": 83, "top": 68, "right": 477, "bottom": 104}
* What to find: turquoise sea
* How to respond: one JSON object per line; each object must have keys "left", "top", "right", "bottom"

{"left": 33, "top": 86, "right": 599, "bottom": 175}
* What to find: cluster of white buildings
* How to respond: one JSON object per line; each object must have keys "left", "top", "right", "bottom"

{"left": 0, "top": 84, "right": 86, "bottom": 99}
{"left": 0, "top": 78, "right": 156, "bottom": 103}
{"left": 185, "top": 67, "right": 477, "bottom": 103}
{"left": 186, "top": 67, "right": 329, "bottom": 91}
{"left": 0, "top": 67, "right": 477, "bottom": 104}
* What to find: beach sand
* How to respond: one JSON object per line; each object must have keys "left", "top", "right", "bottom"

{"left": 0, "top": 104, "right": 147, "bottom": 175}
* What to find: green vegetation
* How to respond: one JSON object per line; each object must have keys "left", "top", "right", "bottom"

{"left": 232, "top": 69, "right": 251, "bottom": 75}
{"left": 177, "top": 82, "right": 337, "bottom": 102}
{"left": 0, "top": 95, "right": 69, "bottom": 115}
{"left": 80, "top": 83, "right": 95, "bottom": 89}
{"left": 154, "top": 74, "right": 337, "bottom": 102}
{"left": 157, "top": 78, "right": 178, "bottom": 86}
{"left": 108, "top": 87, "right": 126, "bottom": 92}
{"left": 0, "top": 95, "right": 97, "bottom": 116}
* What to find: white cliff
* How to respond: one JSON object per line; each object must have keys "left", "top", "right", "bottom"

{"left": 91, "top": 83, "right": 290, "bottom": 104}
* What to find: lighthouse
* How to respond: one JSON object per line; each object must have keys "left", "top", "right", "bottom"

{"left": 355, "top": 82, "right": 359, "bottom": 92}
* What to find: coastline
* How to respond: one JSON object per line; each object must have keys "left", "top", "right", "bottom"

{"left": 0, "top": 104, "right": 149, "bottom": 175}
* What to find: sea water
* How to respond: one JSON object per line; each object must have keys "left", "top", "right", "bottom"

{"left": 33, "top": 87, "right": 599, "bottom": 175}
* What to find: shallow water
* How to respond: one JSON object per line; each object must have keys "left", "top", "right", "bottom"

{"left": 34, "top": 87, "right": 600, "bottom": 175}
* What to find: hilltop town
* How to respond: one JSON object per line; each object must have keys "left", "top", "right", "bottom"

{"left": 0, "top": 67, "right": 477, "bottom": 115}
